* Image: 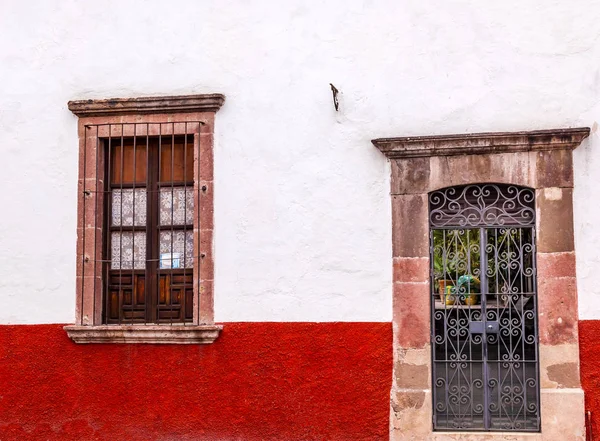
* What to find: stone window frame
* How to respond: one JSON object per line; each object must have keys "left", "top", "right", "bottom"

{"left": 64, "top": 94, "right": 224, "bottom": 344}
{"left": 373, "top": 128, "right": 590, "bottom": 440}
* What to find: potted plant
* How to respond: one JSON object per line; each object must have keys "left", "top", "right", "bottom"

{"left": 433, "top": 229, "right": 482, "bottom": 305}
{"left": 433, "top": 252, "right": 455, "bottom": 303}
{"left": 455, "top": 274, "right": 480, "bottom": 306}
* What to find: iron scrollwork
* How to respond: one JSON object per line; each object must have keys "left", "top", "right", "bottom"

{"left": 430, "top": 184, "right": 539, "bottom": 432}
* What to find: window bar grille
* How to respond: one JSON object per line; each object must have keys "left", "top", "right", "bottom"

{"left": 79, "top": 121, "right": 204, "bottom": 326}
{"left": 429, "top": 184, "right": 539, "bottom": 431}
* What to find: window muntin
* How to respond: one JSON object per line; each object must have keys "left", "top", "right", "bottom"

{"left": 430, "top": 184, "right": 540, "bottom": 431}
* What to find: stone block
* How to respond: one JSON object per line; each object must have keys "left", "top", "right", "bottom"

{"left": 539, "top": 343, "right": 581, "bottom": 388}
{"left": 391, "top": 157, "right": 430, "bottom": 195}
{"left": 392, "top": 194, "right": 429, "bottom": 258}
{"left": 393, "top": 282, "right": 430, "bottom": 349}
{"left": 429, "top": 152, "right": 534, "bottom": 191}
{"left": 536, "top": 188, "right": 575, "bottom": 253}
{"left": 537, "top": 252, "right": 576, "bottom": 279}
{"left": 535, "top": 149, "right": 574, "bottom": 188}
{"left": 395, "top": 361, "right": 430, "bottom": 389}
{"left": 393, "top": 257, "right": 429, "bottom": 283}
{"left": 538, "top": 276, "right": 578, "bottom": 345}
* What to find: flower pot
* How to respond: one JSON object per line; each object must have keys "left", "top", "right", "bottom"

{"left": 445, "top": 285, "right": 456, "bottom": 305}
{"left": 438, "top": 279, "right": 454, "bottom": 302}
{"left": 463, "top": 294, "right": 479, "bottom": 306}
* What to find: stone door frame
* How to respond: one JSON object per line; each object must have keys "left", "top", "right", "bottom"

{"left": 373, "top": 128, "right": 590, "bottom": 441}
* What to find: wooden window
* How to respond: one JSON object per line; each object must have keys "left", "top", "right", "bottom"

{"left": 107, "top": 137, "right": 194, "bottom": 324}
{"left": 65, "top": 94, "right": 225, "bottom": 344}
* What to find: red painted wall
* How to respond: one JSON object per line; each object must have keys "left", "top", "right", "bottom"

{"left": 0, "top": 322, "right": 392, "bottom": 441}
{"left": 579, "top": 320, "right": 600, "bottom": 439}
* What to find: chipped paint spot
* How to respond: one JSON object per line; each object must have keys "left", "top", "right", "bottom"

{"left": 544, "top": 187, "right": 563, "bottom": 201}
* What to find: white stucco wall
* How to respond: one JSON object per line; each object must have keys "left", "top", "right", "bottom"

{"left": 1, "top": 0, "right": 600, "bottom": 323}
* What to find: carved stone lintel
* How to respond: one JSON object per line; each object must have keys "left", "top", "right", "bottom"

{"left": 64, "top": 324, "right": 222, "bottom": 344}
{"left": 68, "top": 94, "right": 225, "bottom": 117}
{"left": 372, "top": 127, "right": 590, "bottom": 159}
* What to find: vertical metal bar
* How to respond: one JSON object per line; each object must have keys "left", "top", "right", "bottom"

{"left": 532, "top": 227, "right": 540, "bottom": 430}
{"left": 81, "top": 126, "right": 88, "bottom": 325}
{"left": 156, "top": 123, "right": 161, "bottom": 324}
{"left": 197, "top": 123, "right": 201, "bottom": 324}
{"left": 170, "top": 123, "right": 175, "bottom": 325}
{"left": 93, "top": 125, "right": 100, "bottom": 325}
{"left": 519, "top": 228, "right": 527, "bottom": 428}
{"left": 132, "top": 124, "right": 136, "bottom": 323}
{"left": 443, "top": 229, "right": 449, "bottom": 427}
{"left": 146, "top": 123, "right": 150, "bottom": 324}
{"left": 105, "top": 127, "right": 113, "bottom": 324}
{"left": 119, "top": 124, "right": 124, "bottom": 324}
{"left": 480, "top": 227, "right": 490, "bottom": 430}
{"left": 467, "top": 230, "right": 473, "bottom": 424}
{"left": 454, "top": 230, "right": 461, "bottom": 423}
{"left": 430, "top": 229, "right": 435, "bottom": 428}
{"left": 183, "top": 122, "right": 188, "bottom": 323}
{"left": 496, "top": 229, "right": 502, "bottom": 427}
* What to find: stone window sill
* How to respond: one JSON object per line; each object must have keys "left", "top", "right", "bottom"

{"left": 64, "top": 324, "right": 222, "bottom": 344}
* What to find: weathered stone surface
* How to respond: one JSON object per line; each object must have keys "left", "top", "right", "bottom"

{"left": 391, "top": 157, "right": 430, "bottom": 195}
{"left": 379, "top": 128, "right": 587, "bottom": 441}
{"left": 64, "top": 324, "right": 223, "bottom": 344}
{"left": 68, "top": 94, "right": 226, "bottom": 116}
{"left": 429, "top": 151, "right": 534, "bottom": 190}
{"left": 390, "top": 389, "right": 585, "bottom": 440}
{"left": 373, "top": 127, "right": 590, "bottom": 159}
{"left": 535, "top": 149, "right": 574, "bottom": 188}
{"left": 537, "top": 252, "right": 576, "bottom": 279}
{"left": 393, "top": 282, "right": 429, "bottom": 349}
{"left": 393, "top": 257, "right": 429, "bottom": 283}
{"left": 539, "top": 388, "right": 586, "bottom": 441}
{"left": 391, "top": 390, "right": 432, "bottom": 441}
{"left": 392, "top": 194, "right": 429, "bottom": 258}
{"left": 538, "top": 276, "right": 578, "bottom": 345}
{"left": 392, "top": 390, "right": 426, "bottom": 410}
{"left": 547, "top": 363, "right": 580, "bottom": 388}
{"left": 395, "top": 362, "right": 429, "bottom": 389}
{"left": 539, "top": 343, "right": 581, "bottom": 388}
{"left": 536, "top": 188, "right": 575, "bottom": 253}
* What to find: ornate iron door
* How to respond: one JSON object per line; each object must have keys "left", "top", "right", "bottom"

{"left": 429, "top": 185, "right": 539, "bottom": 431}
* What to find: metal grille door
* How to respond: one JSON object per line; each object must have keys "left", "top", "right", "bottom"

{"left": 429, "top": 185, "right": 539, "bottom": 431}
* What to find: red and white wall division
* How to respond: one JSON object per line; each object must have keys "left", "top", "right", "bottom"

{"left": 2, "top": 2, "right": 600, "bottom": 440}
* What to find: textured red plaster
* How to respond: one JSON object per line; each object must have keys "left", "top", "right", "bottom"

{"left": 580, "top": 320, "right": 600, "bottom": 439}
{"left": 0, "top": 323, "right": 392, "bottom": 441}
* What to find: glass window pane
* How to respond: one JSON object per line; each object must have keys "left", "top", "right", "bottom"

{"left": 159, "top": 187, "right": 194, "bottom": 226}
{"left": 112, "top": 189, "right": 147, "bottom": 226}
{"left": 111, "top": 232, "right": 146, "bottom": 270}
{"left": 159, "top": 231, "right": 193, "bottom": 269}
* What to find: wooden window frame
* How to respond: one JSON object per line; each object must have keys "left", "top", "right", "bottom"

{"left": 64, "top": 94, "right": 224, "bottom": 344}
